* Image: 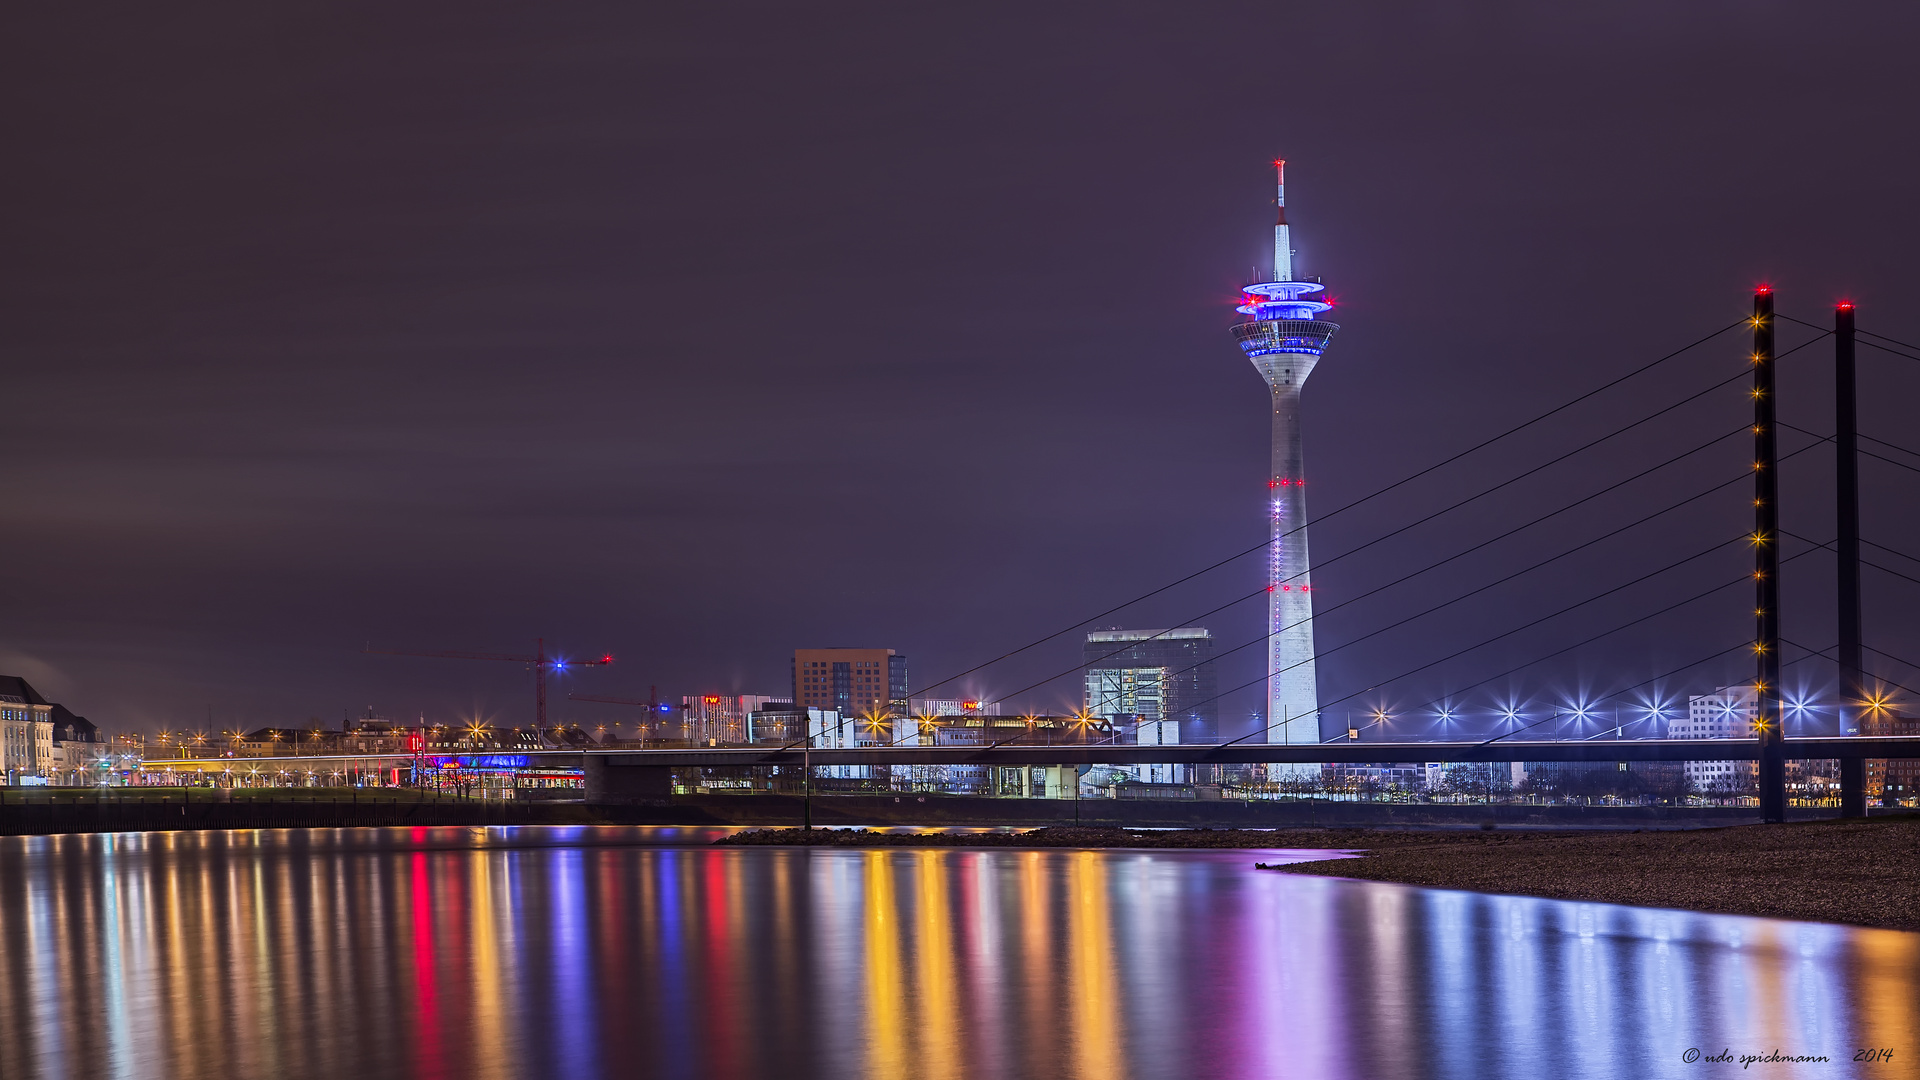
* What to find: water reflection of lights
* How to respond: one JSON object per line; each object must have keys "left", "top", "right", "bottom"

{"left": 0, "top": 834, "right": 1914, "bottom": 1079}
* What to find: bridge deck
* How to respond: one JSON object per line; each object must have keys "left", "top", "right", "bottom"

{"left": 583, "top": 737, "right": 1920, "bottom": 768}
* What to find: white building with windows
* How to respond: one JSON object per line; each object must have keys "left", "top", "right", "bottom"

{"left": 1130, "top": 715, "right": 1183, "bottom": 785}
{"left": 1674, "top": 685, "right": 1758, "bottom": 790}
{"left": 1, "top": 677, "right": 56, "bottom": 784}
{"left": 1084, "top": 665, "right": 1186, "bottom": 784}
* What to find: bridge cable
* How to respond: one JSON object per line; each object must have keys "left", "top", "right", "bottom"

{"left": 1053, "top": 434, "right": 1825, "bottom": 732}
{"left": 1779, "top": 639, "right": 1920, "bottom": 704}
{"left": 1559, "top": 643, "right": 1841, "bottom": 742}
{"left": 1778, "top": 421, "right": 1920, "bottom": 479}
{"left": 1375, "top": 543, "right": 1825, "bottom": 727}
{"left": 1778, "top": 529, "right": 1920, "bottom": 590}
{"left": 1777, "top": 312, "right": 1920, "bottom": 361}
{"left": 1054, "top": 422, "right": 1752, "bottom": 715}
{"left": 907, "top": 317, "right": 1749, "bottom": 697}
{"left": 1198, "top": 534, "right": 1786, "bottom": 748}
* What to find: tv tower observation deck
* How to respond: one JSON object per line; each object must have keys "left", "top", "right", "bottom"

{"left": 1231, "top": 159, "right": 1337, "bottom": 759}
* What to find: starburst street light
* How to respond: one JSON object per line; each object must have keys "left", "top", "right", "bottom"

{"left": 1861, "top": 687, "right": 1896, "bottom": 717}
{"left": 857, "top": 706, "right": 895, "bottom": 743}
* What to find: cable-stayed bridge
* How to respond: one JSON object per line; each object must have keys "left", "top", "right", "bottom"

{"left": 565, "top": 292, "right": 1920, "bottom": 822}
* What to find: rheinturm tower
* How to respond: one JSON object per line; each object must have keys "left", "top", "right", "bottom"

{"left": 1231, "top": 159, "right": 1337, "bottom": 758}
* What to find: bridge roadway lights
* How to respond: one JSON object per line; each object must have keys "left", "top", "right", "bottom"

{"left": 573, "top": 737, "right": 1920, "bottom": 773}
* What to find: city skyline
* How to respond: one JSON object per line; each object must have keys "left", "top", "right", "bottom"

{"left": 3, "top": 8, "right": 1917, "bottom": 1079}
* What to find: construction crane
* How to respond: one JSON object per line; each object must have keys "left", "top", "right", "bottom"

{"left": 569, "top": 686, "right": 679, "bottom": 743}
{"left": 366, "top": 638, "right": 612, "bottom": 740}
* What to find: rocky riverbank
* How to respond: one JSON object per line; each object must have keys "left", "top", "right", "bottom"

{"left": 715, "top": 817, "right": 1920, "bottom": 930}
{"left": 1274, "top": 814, "right": 1920, "bottom": 931}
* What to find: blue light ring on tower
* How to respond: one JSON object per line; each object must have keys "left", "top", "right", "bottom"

{"left": 1237, "top": 280, "right": 1332, "bottom": 319}
{"left": 1237, "top": 301, "right": 1333, "bottom": 319}
{"left": 1241, "top": 281, "right": 1326, "bottom": 298}
{"left": 1233, "top": 320, "right": 1339, "bottom": 359}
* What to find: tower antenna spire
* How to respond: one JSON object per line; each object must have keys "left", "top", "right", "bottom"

{"left": 1273, "top": 158, "right": 1292, "bottom": 281}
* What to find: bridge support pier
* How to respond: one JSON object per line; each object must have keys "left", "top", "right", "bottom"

{"left": 583, "top": 756, "right": 675, "bottom": 805}
{"left": 1753, "top": 287, "right": 1786, "bottom": 824}
{"left": 1840, "top": 758, "right": 1867, "bottom": 817}
{"left": 1835, "top": 301, "right": 1868, "bottom": 819}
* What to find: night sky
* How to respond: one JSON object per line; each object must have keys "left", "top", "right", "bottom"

{"left": 6, "top": 2, "right": 1918, "bottom": 739}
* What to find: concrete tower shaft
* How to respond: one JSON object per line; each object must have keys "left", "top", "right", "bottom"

{"left": 1232, "top": 169, "right": 1337, "bottom": 751}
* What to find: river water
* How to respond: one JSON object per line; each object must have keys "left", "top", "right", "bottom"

{"left": 1, "top": 827, "right": 1914, "bottom": 1080}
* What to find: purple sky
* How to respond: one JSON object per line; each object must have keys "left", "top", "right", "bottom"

{"left": 4, "top": 2, "right": 1918, "bottom": 738}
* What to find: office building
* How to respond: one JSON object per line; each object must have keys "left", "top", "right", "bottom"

{"left": 1083, "top": 629, "right": 1217, "bottom": 742}
{"left": 792, "top": 648, "right": 907, "bottom": 719}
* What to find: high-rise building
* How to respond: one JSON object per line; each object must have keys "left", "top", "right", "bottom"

{"left": 792, "top": 648, "right": 908, "bottom": 719}
{"left": 1232, "top": 160, "right": 1338, "bottom": 757}
{"left": 1083, "top": 629, "right": 1217, "bottom": 742}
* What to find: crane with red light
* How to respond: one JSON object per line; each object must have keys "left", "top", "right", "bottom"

{"left": 366, "top": 638, "right": 612, "bottom": 742}
{"left": 568, "top": 686, "right": 680, "bottom": 744}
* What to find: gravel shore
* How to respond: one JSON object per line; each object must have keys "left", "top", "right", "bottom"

{"left": 1274, "top": 814, "right": 1920, "bottom": 931}
{"left": 716, "top": 817, "right": 1920, "bottom": 929}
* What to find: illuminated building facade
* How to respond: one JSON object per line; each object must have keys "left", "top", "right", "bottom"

{"left": 792, "top": 648, "right": 908, "bottom": 719}
{"left": 910, "top": 698, "right": 1002, "bottom": 717}
{"left": 1231, "top": 160, "right": 1338, "bottom": 758}
{"left": 1860, "top": 710, "right": 1920, "bottom": 801}
{"left": 682, "top": 693, "right": 783, "bottom": 744}
{"left": 1082, "top": 629, "right": 1218, "bottom": 742}
{"left": 2, "top": 676, "right": 62, "bottom": 784}
{"left": 1675, "top": 686, "right": 1759, "bottom": 791}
